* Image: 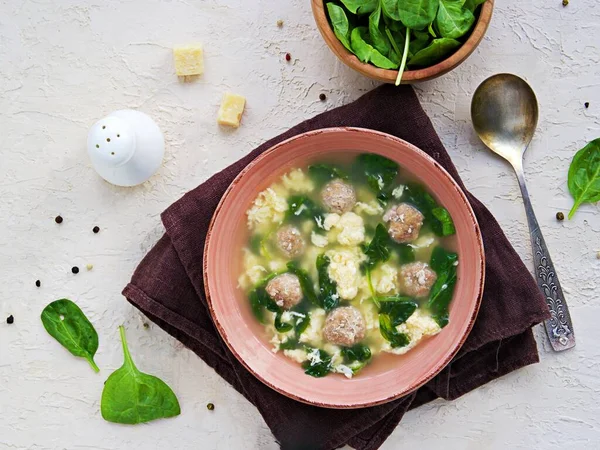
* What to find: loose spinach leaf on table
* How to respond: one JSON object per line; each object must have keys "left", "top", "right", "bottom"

{"left": 101, "top": 326, "right": 181, "bottom": 424}
{"left": 402, "top": 183, "right": 456, "bottom": 236}
{"left": 340, "top": 0, "right": 378, "bottom": 15}
{"left": 308, "top": 163, "right": 348, "bottom": 187}
{"left": 436, "top": 0, "right": 475, "bottom": 39}
{"left": 353, "top": 153, "right": 399, "bottom": 204}
{"left": 398, "top": 0, "right": 441, "bottom": 30}
{"left": 41, "top": 299, "right": 100, "bottom": 373}
{"left": 408, "top": 38, "right": 461, "bottom": 67}
{"left": 287, "top": 262, "right": 320, "bottom": 307}
{"left": 567, "top": 138, "right": 600, "bottom": 219}
{"left": 427, "top": 246, "right": 459, "bottom": 327}
{"left": 302, "top": 348, "right": 333, "bottom": 377}
{"left": 316, "top": 254, "right": 339, "bottom": 311}
{"left": 379, "top": 314, "right": 411, "bottom": 348}
{"left": 341, "top": 344, "right": 372, "bottom": 363}
{"left": 351, "top": 27, "right": 398, "bottom": 69}
{"left": 326, "top": 3, "right": 353, "bottom": 51}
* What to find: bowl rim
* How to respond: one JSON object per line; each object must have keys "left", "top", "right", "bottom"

{"left": 203, "top": 127, "right": 485, "bottom": 408}
{"left": 311, "top": 0, "right": 495, "bottom": 83}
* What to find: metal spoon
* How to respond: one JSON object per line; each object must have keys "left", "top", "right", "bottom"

{"left": 471, "top": 73, "right": 575, "bottom": 351}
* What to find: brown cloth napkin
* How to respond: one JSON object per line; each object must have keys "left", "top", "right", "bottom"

{"left": 123, "top": 85, "right": 550, "bottom": 450}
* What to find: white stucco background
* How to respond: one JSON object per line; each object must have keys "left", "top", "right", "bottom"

{"left": 1, "top": 0, "right": 599, "bottom": 449}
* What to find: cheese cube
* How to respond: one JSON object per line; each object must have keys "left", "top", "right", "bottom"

{"left": 217, "top": 92, "right": 246, "bottom": 128}
{"left": 173, "top": 44, "right": 204, "bottom": 76}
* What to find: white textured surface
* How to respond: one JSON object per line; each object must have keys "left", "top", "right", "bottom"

{"left": 1, "top": 1, "right": 599, "bottom": 449}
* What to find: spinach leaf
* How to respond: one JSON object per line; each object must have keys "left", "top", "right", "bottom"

{"left": 340, "top": 0, "right": 378, "bottom": 15}
{"left": 341, "top": 344, "right": 372, "bottom": 362}
{"left": 286, "top": 262, "right": 320, "bottom": 307}
{"left": 351, "top": 27, "right": 398, "bottom": 69}
{"left": 327, "top": 3, "right": 353, "bottom": 51}
{"left": 294, "top": 312, "right": 311, "bottom": 335}
{"left": 390, "top": 241, "right": 415, "bottom": 263}
{"left": 567, "top": 138, "right": 600, "bottom": 219}
{"left": 302, "top": 348, "right": 332, "bottom": 377}
{"left": 403, "top": 183, "right": 456, "bottom": 236}
{"left": 41, "top": 299, "right": 100, "bottom": 373}
{"left": 464, "top": 0, "right": 487, "bottom": 12}
{"left": 427, "top": 246, "right": 459, "bottom": 327}
{"left": 316, "top": 254, "right": 339, "bottom": 311}
{"left": 248, "top": 284, "right": 281, "bottom": 324}
{"left": 362, "top": 223, "right": 391, "bottom": 270}
{"left": 382, "top": 3, "right": 403, "bottom": 24}
{"left": 368, "top": 4, "right": 391, "bottom": 55}
{"left": 436, "top": 0, "right": 475, "bottom": 39}
{"left": 249, "top": 290, "right": 266, "bottom": 324}
{"left": 409, "top": 30, "right": 432, "bottom": 56}
{"left": 408, "top": 38, "right": 461, "bottom": 67}
{"left": 101, "top": 326, "right": 181, "bottom": 424}
{"left": 398, "top": 0, "right": 440, "bottom": 30}
{"left": 279, "top": 338, "right": 299, "bottom": 350}
{"left": 379, "top": 299, "right": 418, "bottom": 326}
{"left": 249, "top": 234, "right": 262, "bottom": 255}
{"left": 275, "top": 311, "right": 294, "bottom": 333}
{"left": 353, "top": 153, "right": 399, "bottom": 203}
{"left": 287, "top": 195, "right": 325, "bottom": 228}
{"left": 308, "top": 163, "right": 348, "bottom": 187}
{"left": 379, "top": 314, "right": 410, "bottom": 348}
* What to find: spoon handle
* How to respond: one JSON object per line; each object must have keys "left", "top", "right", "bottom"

{"left": 515, "top": 166, "right": 576, "bottom": 351}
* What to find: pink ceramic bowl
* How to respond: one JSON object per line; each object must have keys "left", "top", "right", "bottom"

{"left": 204, "top": 128, "right": 485, "bottom": 409}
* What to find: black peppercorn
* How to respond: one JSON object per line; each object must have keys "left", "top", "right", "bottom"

{"left": 319, "top": 93, "right": 327, "bottom": 101}
{"left": 585, "top": 102, "right": 590, "bottom": 109}
{"left": 72, "top": 266, "right": 80, "bottom": 274}
{"left": 35, "top": 280, "right": 41, "bottom": 287}
{"left": 55, "top": 215, "right": 63, "bottom": 224}
{"left": 556, "top": 212, "right": 565, "bottom": 221}
{"left": 93, "top": 226, "right": 100, "bottom": 234}
{"left": 207, "top": 402, "right": 215, "bottom": 411}
{"left": 7, "top": 315, "right": 14, "bottom": 324}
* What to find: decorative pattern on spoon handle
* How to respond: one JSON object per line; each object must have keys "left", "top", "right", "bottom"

{"left": 530, "top": 228, "right": 575, "bottom": 351}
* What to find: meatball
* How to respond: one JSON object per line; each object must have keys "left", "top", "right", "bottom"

{"left": 323, "top": 306, "right": 366, "bottom": 347}
{"left": 265, "top": 273, "right": 303, "bottom": 309}
{"left": 321, "top": 179, "right": 356, "bottom": 214}
{"left": 276, "top": 225, "right": 305, "bottom": 258}
{"left": 383, "top": 203, "right": 424, "bottom": 243}
{"left": 398, "top": 262, "right": 437, "bottom": 298}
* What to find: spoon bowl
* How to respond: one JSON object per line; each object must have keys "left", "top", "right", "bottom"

{"left": 471, "top": 73, "right": 539, "bottom": 164}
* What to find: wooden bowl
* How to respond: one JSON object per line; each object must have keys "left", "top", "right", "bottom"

{"left": 311, "top": 0, "right": 494, "bottom": 84}
{"left": 204, "top": 128, "right": 485, "bottom": 408}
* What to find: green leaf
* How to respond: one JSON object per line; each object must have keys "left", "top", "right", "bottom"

{"left": 427, "top": 246, "right": 459, "bottom": 327}
{"left": 340, "top": 0, "right": 378, "bottom": 15}
{"left": 353, "top": 153, "right": 399, "bottom": 203}
{"left": 409, "top": 30, "right": 432, "bottom": 56}
{"left": 362, "top": 223, "right": 391, "bottom": 270}
{"left": 436, "top": 0, "right": 475, "bottom": 39}
{"left": 249, "top": 290, "right": 266, "bottom": 324}
{"left": 379, "top": 314, "right": 410, "bottom": 348}
{"left": 398, "top": 0, "right": 440, "bottom": 30}
{"left": 464, "top": 0, "right": 487, "bottom": 12}
{"left": 286, "top": 262, "right": 320, "bottom": 307}
{"left": 378, "top": 299, "right": 418, "bottom": 326}
{"left": 41, "top": 299, "right": 100, "bottom": 373}
{"left": 302, "top": 348, "right": 332, "bottom": 377}
{"left": 294, "top": 311, "right": 311, "bottom": 335}
{"left": 308, "top": 164, "right": 348, "bottom": 187}
{"left": 567, "top": 138, "right": 600, "bottom": 219}
{"left": 408, "top": 37, "right": 461, "bottom": 66}
{"left": 368, "top": 4, "right": 390, "bottom": 55}
{"left": 101, "top": 326, "right": 181, "bottom": 424}
{"left": 350, "top": 27, "right": 398, "bottom": 69}
{"left": 316, "top": 254, "right": 339, "bottom": 311}
{"left": 287, "top": 195, "right": 325, "bottom": 228}
{"left": 341, "top": 344, "right": 372, "bottom": 362}
{"left": 327, "top": 3, "right": 353, "bottom": 51}
{"left": 431, "top": 206, "right": 456, "bottom": 236}
{"left": 275, "top": 311, "right": 294, "bottom": 332}
{"left": 381, "top": 0, "right": 402, "bottom": 21}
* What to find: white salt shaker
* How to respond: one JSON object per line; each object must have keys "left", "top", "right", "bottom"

{"left": 87, "top": 110, "right": 164, "bottom": 187}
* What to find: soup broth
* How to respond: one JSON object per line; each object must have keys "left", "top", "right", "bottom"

{"left": 238, "top": 153, "right": 459, "bottom": 378}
